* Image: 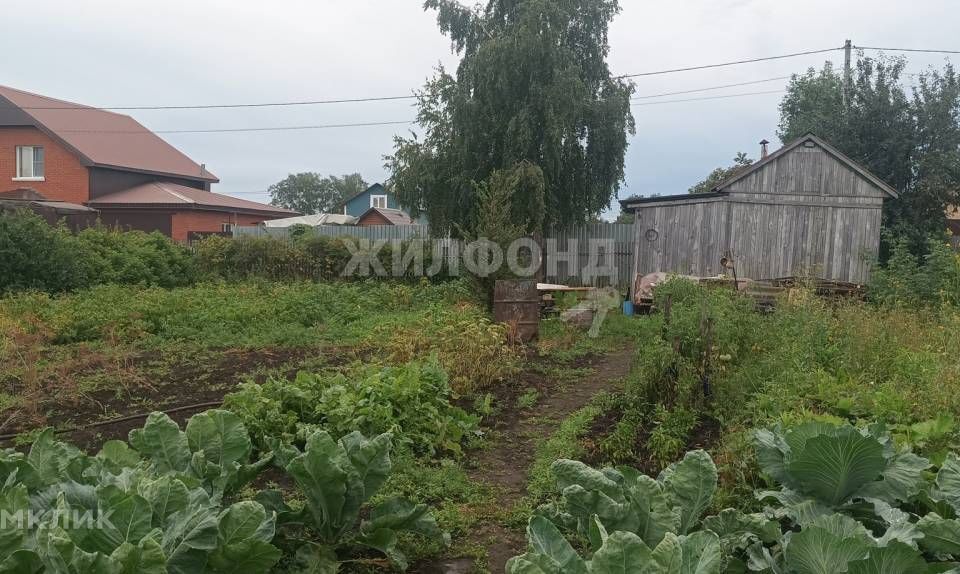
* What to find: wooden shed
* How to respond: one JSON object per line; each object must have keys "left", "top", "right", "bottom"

{"left": 620, "top": 134, "right": 898, "bottom": 289}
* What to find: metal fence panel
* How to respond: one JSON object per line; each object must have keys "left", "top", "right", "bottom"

{"left": 234, "top": 225, "right": 430, "bottom": 241}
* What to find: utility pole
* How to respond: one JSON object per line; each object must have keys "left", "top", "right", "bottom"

{"left": 843, "top": 39, "right": 852, "bottom": 108}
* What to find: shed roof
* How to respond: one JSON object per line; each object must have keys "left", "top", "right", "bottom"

{"left": 87, "top": 182, "right": 297, "bottom": 216}
{"left": 0, "top": 198, "right": 96, "bottom": 213}
{"left": 619, "top": 191, "right": 727, "bottom": 212}
{"left": 262, "top": 213, "right": 358, "bottom": 227}
{"left": 0, "top": 85, "right": 218, "bottom": 183}
{"left": 357, "top": 207, "right": 414, "bottom": 225}
{"left": 712, "top": 133, "right": 899, "bottom": 198}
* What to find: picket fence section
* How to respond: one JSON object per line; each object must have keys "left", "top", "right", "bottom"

{"left": 232, "top": 222, "right": 635, "bottom": 289}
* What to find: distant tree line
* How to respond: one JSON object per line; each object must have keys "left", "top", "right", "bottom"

{"left": 269, "top": 173, "right": 368, "bottom": 215}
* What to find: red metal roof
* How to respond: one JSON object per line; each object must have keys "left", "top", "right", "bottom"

{"left": 87, "top": 182, "right": 297, "bottom": 216}
{"left": 0, "top": 85, "right": 218, "bottom": 182}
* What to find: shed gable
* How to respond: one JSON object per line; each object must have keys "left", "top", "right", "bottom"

{"left": 720, "top": 141, "right": 889, "bottom": 200}
{"left": 715, "top": 134, "right": 897, "bottom": 200}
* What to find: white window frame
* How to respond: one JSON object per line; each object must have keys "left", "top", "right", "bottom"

{"left": 221, "top": 223, "right": 235, "bottom": 233}
{"left": 370, "top": 194, "right": 388, "bottom": 209}
{"left": 14, "top": 146, "right": 45, "bottom": 181}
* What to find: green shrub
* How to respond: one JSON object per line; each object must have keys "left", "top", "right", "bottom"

{"left": 591, "top": 278, "right": 960, "bottom": 511}
{"left": 870, "top": 234, "right": 960, "bottom": 307}
{"left": 647, "top": 405, "right": 698, "bottom": 468}
{"left": 0, "top": 210, "right": 96, "bottom": 293}
{"left": 77, "top": 225, "right": 198, "bottom": 287}
{"left": 0, "top": 211, "right": 198, "bottom": 293}
{"left": 192, "top": 233, "right": 456, "bottom": 283}
{"left": 223, "top": 359, "right": 479, "bottom": 456}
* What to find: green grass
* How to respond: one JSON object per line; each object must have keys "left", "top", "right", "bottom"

{"left": 0, "top": 279, "right": 482, "bottom": 433}
{"left": 2, "top": 279, "right": 474, "bottom": 349}
{"left": 524, "top": 395, "right": 609, "bottom": 505}
{"left": 579, "top": 279, "right": 960, "bottom": 511}
{"left": 369, "top": 456, "right": 496, "bottom": 568}
{"left": 516, "top": 388, "right": 540, "bottom": 409}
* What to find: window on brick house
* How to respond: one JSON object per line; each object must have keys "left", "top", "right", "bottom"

{"left": 15, "top": 146, "right": 45, "bottom": 180}
{"left": 221, "top": 223, "right": 235, "bottom": 233}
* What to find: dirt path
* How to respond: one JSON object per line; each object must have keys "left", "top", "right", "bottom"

{"left": 428, "top": 346, "right": 634, "bottom": 574}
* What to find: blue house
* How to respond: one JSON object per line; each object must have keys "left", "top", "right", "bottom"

{"left": 341, "top": 183, "right": 401, "bottom": 217}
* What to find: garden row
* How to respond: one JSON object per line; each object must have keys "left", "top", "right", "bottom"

{"left": 0, "top": 279, "right": 631, "bottom": 572}
{"left": 0, "top": 279, "right": 516, "bottom": 441}
{"left": 0, "top": 408, "right": 451, "bottom": 573}
{"left": 500, "top": 277, "right": 960, "bottom": 572}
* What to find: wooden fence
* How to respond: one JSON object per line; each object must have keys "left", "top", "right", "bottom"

{"left": 234, "top": 224, "right": 430, "bottom": 241}
{"left": 543, "top": 223, "right": 634, "bottom": 289}
{"left": 232, "top": 222, "right": 635, "bottom": 290}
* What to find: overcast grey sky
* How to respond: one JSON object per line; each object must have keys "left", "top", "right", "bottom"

{"left": 2, "top": 1, "right": 956, "bottom": 218}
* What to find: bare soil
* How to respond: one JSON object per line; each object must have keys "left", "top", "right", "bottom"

{"left": 1, "top": 345, "right": 363, "bottom": 450}
{"left": 421, "top": 347, "right": 634, "bottom": 574}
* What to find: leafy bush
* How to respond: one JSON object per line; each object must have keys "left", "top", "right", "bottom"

{"left": 0, "top": 210, "right": 96, "bottom": 293}
{"left": 647, "top": 405, "right": 699, "bottom": 468}
{"left": 0, "top": 211, "right": 198, "bottom": 294}
{"left": 77, "top": 225, "right": 198, "bottom": 288}
{"left": 594, "top": 277, "right": 960, "bottom": 508}
{"left": 870, "top": 235, "right": 960, "bottom": 307}
{"left": 510, "top": 420, "right": 960, "bottom": 572}
{"left": 380, "top": 307, "right": 521, "bottom": 392}
{"left": 223, "top": 360, "right": 480, "bottom": 456}
{"left": 192, "top": 233, "right": 456, "bottom": 283}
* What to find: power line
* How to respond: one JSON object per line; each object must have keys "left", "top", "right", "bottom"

{"left": 8, "top": 46, "right": 958, "bottom": 113}
{"left": 632, "top": 76, "right": 790, "bottom": 99}
{"left": 614, "top": 47, "right": 842, "bottom": 79}
{"left": 632, "top": 89, "right": 785, "bottom": 106}
{"left": 57, "top": 120, "right": 415, "bottom": 134}
{"left": 52, "top": 90, "right": 791, "bottom": 134}
{"left": 20, "top": 76, "right": 792, "bottom": 111}
{"left": 16, "top": 94, "right": 418, "bottom": 111}
{"left": 10, "top": 48, "right": 844, "bottom": 112}
{"left": 856, "top": 46, "right": 960, "bottom": 55}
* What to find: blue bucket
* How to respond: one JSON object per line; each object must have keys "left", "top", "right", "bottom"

{"left": 622, "top": 300, "right": 634, "bottom": 316}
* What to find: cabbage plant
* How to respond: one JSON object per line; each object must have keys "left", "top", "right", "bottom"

{"left": 509, "top": 420, "right": 960, "bottom": 573}
{"left": 0, "top": 416, "right": 281, "bottom": 574}
{"left": 256, "top": 430, "right": 448, "bottom": 572}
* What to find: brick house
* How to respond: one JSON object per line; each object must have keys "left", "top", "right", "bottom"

{"left": 0, "top": 85, "right": 296, "bottom": 241}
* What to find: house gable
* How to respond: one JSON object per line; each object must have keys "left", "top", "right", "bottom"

{"left": 0, "top": 85, "right": 217, "bottom": 184}
{"left": 0, "top": 126, "right": 90, "bottom": 204}
{"left": 343, "top": 183, "right": 400, "bottom": 217}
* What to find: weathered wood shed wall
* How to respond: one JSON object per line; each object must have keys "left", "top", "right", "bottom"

{"left": 622, "top": 134, "right": 898, "bottom": 286}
